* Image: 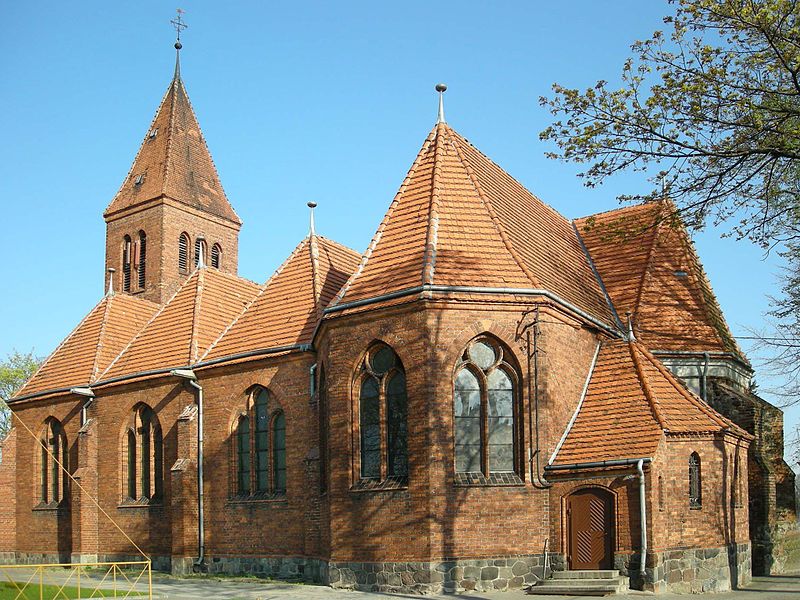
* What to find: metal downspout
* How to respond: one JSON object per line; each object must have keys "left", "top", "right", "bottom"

{"left": 188, "top": 378, "right": 205, "bottom": 571}
{"left": 637, "top": 459, "right": 647, "bottom": 577}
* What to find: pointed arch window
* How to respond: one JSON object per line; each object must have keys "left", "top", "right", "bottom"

{"left": 124, "top": 405, "right": 163, "bottom": 503}
{"left": 355, "top": 343, "right": 408, "bottom": 483}
{"left": 178, "top": 233, "right": 190, "bottom": 273}
{"left": 233, "top": 387, "right": 287, "bottom": 497}
{"left": 194, "top": 238, "right": 207, "bottom": 268}
{"left": 137, "top": 230, "right": 147, "bottom": 289}
{"left": 122, "top": 235, "right": 132, "bottom": 292}
{"left": 39, "top": 418, "right": 68, "bottom": 506}
{"left": 211, "top": 243, "right": 222, "bottom": 269}
{"left": 689, "top": 452, "right": 702, "bottom": 509}
{"left": 454, "top": 336, "right": 520, "bottom": 480}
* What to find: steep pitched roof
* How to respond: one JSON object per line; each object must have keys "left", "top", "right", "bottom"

{"left": 203, "top": 235, "right": 360, "bottom": 362}
{"left": 552, "top": 340, "right": 749, "bottom": 466}
{"left": 331, "top": 123, "right": 613, "bottom": 323}
{"left": 103, "top": 73, "right": 240, "bottom": 224}
{"left": 575, "top": 202, "right": 744, "bottom": 359}
{"left": 15, "top": 294, "right": 159, "bottom": 398}
{"left": 100, "top": 268, "right": 260, "bottom": 381}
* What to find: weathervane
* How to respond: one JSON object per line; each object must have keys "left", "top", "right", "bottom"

{"left": 171, "top": 8, "right": 188, "bottom": 48}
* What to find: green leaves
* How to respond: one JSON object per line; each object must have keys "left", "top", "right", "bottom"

{"left": 0, "top": 350, "right": 41, "bottom": 440}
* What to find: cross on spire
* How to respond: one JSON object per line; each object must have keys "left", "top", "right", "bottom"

{"left": 170, "top": 8, "right": 188, "bottom": 79}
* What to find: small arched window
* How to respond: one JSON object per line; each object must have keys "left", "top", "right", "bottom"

{"left": 211, "top": 244, "right": 222, "bottom": 269}
{"left": 356, "top": 343, "right": 408, "bottom": 481}
{"left": 178, "top": 233, "right": 190, "bottom": 273}
{"left": 122, "top": 235, "right": 132, "bottom": 292}
{"left": 454, "top": 335, "right": 519, "bottom": 477}
{"left": 234, "top": 387, "right": 287, "bottom": 497}
{"left": 194, "top": 237, "right": 207, "bottom": 268}
{"left": 124, "top": 405, "right": 163, "bottom": 503}
{"left": 137, "top": 231, "right": 147, "bottom": 289}
{"left": 658, "top": 475, "right": 665, "bottom": 511}
{"left": 689, "top": 452, "right": 702, "bottom": 509}
{"left": 40, "top": 418, "right": 67, "bottom": 505}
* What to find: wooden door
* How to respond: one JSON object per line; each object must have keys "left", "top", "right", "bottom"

{"left": 567, "top": 488, "right": 614, "bottom": 570}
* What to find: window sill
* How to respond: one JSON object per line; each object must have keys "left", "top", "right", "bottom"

{"left": 454, "top": 472, "right": 524, "bottom": 487}
{"left": 118, "top": 498, "right": 163, "bottom": 509}
{"left": 33, "top": 502, "right": 68, "bottom": 512}
{"left": 351, "top": 476, "right": 408, "bottom": 492}
{"left": 228, "top": 493, "right": 287, "bottom": 504}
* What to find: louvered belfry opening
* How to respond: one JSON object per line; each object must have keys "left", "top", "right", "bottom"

{"left": 211, "top": 243, "right": 221, "bottom": 269}
{"left": 122, "top": 235, "right": 132, "bottom": 292}
{"left": 194, "top": 237, "right": 207, "bottom": 267}
{"left": 137, "top": 230, "right": 147, "bottom": 289}
{"left": 178, "top": 233, "right": 189, "bottom": 273}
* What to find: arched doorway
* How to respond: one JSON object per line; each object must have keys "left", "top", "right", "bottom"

{"left": 567, "top": 487, "right": 615, "bottom": 570}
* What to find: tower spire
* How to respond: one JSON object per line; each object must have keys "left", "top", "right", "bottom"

{"left": 171, "top": 8, "right": 188, "bottom": 80}
{"left": 435, "top": 83, "right": 447, "bottom": 124}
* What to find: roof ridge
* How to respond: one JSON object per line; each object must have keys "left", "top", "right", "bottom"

{"left": 189, "top": 268, "right": 205, "bottom": 363}
{"left": 15, "top": 297, "right": 108, "bottom": 398}
{"left": 90, "top": 294, "right": 115, "bottom": 382}
{"left": 572, "top": 222, "right": 625, "bottom": 333}
{"left": 627, "top": 340, "right": 668, "bottom": 429}
{"left": 309, "top": 234, "right": 323, "bottom": 315}
{"left": 314, "top": 234, "right": 359, "bottom": 256}
{"left": 447, "top": 125, "right": 540, "bottom": 288}
{"left": 162, "top": 80, "right": 179, "bottom": 201}
{"left": 330, "top": 128, "right": 438, "bottom": 308}
{"left": 577, "top": 201, "right": 661, "bottom": 222}
{"left": 632, "top": 205, "right": 664, "bottom": 323}
{"left": 98, "top": 268, "right": 201, "bottom": 380}
{"left": 199, "top": 238, "right": 309, "bottom": 362}
{"left": 421, "top": 124, "right": 445, "bottom": 285}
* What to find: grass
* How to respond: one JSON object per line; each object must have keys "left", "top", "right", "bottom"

{"left": 0, "top": 581, "right": 145, "bottom": 599}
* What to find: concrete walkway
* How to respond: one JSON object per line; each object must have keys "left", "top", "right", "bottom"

{"left": 4, "top": 568, "right": 800, "bottom": 599}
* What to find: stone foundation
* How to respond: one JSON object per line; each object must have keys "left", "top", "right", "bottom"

{"left": 204, "top": 555, "right": 324, "bottom": 583}
{"left": 616, "top": 543, "right": 751, "bottom": 593}
{"left": 327, "top": 554, "right": 556, "bottom": 594}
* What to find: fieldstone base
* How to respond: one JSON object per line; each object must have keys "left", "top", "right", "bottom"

{"left": 204, "top": 555, "right": 323, "bottom": 583}
{"left": 754, "top": 520, "right": 800, "bottom": 575}
{"left": 326, "top": 554, "right": 556, "bottom": 594}
{"left": 615, "top": 543, "right": 751, "bottom": 593}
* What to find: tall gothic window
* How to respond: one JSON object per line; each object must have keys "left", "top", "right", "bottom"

{"left": 178, "top": 233, "right": 190, "bottom": 273}
{"left": 356, "top": 343, "right": 408, "bottom": 481}
{"left": 137, "top": 230, "right": 147, "bottom": 289}
{"left": 122, "top": 235, "right": 132, "bottom": 292}
{"left": 689, "top": 452, "right": 702, "bottom": 509}
{"left": 234, "top": 387, "right": 287, "bottom": 497}
{"left": 124, "top": 404, "right": 163, "bottom": 503}
{"left": 194, "top": 238, "right": 207, "bottom": 268}
{"left": 454, "top": 335, "right": 519, "bottom": 477}
{"left": 40, "top": 418, "right": 67, "bottom": 505}
{"left": 211, "top": 243, "right": 222, "bottom": 269}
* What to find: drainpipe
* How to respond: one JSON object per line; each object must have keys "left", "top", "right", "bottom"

{"left": 70, "top": 387, "right": 95, "bottom": 426}
{"left": 702, "top": 351, "right": 710, "bottom": 401}
{"left": 636, "top": 459, "right": 647, "bottom": 577}
{"left": 171, "top": 368, "right": 205, "bottom": 571}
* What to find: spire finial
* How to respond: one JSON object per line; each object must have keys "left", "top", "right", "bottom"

{"left": 626, "top": 311, "right": 636, "bottom": 342}
{"left": 106, "top": 268, "right": 116, "bottom": 297}
{"left": 307, "top": 202, "right": 318, "bottom": 237}
{"left": 435, "top": 83, "right": 447, "bottom": 124}
{"left": 171, "top": 8, "right": 188, "bottom": 80}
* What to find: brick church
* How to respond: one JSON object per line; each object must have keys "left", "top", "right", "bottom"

{"left": 0, "top": 44, "right": 796, "bottom": 595}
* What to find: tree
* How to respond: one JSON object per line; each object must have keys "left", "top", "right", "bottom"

{"left": 540, "top": 0, "right": 800, "bottom": 250}
{"left": 540, "top": 0, "right": 800, "bottom": 403}
{"left": 0, "top": 350, "right": 41, "bottom": 440}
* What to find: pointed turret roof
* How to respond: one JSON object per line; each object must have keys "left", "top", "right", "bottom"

{"left": 330, "top": 123, "right": 613, "bottom": 324}
{"left": 103, "top": 71, "right": 240, "bottom": 224}
{"left": 203, "top": 235, "right": 361, "bottom": 363}
{"left": 575, "top": 202, "right": 744, "bottom": 360}
{"left": 551, "top": 339, "right": 750, "bottom": 466}
{"left": 14, "top": 294, "right": 159, "bottom": 399}
{"left": 100, "top": 268, "right": 260, "bottom": 381}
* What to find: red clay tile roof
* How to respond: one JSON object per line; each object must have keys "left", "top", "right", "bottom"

{"left": 552, "top": 340, "right": 749, "bottom": 466}
{"left": 103, "top": 75, "right": 240, "bottom": 224}
{"left": 15, "top": 294, "right": 159, "bottom": 398}
{"left": 100, "top": 268, "right": 260, "bottom": 381}
{"left": 203, "top": 235, "right": 360, "bottom": 362}
{"left": 575, "top": 202, "right": 744, "bottom": 360}
{"left": 331, "top": 123, "right": 614, "bottom": 324}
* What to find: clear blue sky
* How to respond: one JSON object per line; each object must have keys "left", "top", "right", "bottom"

{"left": 1, "top": 2, "right": 795, "bottom": 454}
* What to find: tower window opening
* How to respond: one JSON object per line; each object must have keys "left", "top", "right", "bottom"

{"left": 137, "top": 231, "right": 147, "bottom": 289}
{"left": 122, "top": 235, "right": 132, "bottom": 292}
{"left": 178, "top": 233, "right": 190, "bottom": 273}
{"left": 211, "top": 243, "right": 222, "bottom": 269}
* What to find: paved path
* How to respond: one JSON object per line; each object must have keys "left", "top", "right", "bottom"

{"left": 4, "top": 568, "right": 800, "bottom": 599}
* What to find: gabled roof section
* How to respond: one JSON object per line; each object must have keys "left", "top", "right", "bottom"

{"left": 552, "top": 340, "right": 749, "bottom": 466}
{"left": 15, "top": 294, "right": 159, "bottom": 398}
{"left": 203, "top": 235, "right": 360, "bottom": 362}
{"left": 331, "top": 123, "right": 613, "bottom": 323}
{"left": 103, "top": 73, "right": 240, "bottom": 224}
{"left": 576, "top": 202, "right": 744, "bottom": 360}
{"left": 100, "top": 268, "right": 260, "bottom": 381}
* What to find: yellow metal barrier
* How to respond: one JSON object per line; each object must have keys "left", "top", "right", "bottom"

{"left": 0, "top": 560, "right": 151, "bottom": 600}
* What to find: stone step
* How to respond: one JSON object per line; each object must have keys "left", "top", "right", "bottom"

{"left": 526, "top": 575, "right": 629, "bottom": 596}
{"left": 552, "top": 569, "right": 620, "bottom": 580}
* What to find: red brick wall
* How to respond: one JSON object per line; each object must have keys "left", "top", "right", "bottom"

{"left": 0, "top": 428, "right": 17, "bottom": 553}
